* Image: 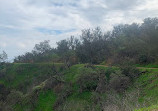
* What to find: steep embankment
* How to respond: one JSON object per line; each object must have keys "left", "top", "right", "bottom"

{"left": 0, "top": 63, "right": 64, "bottom": 111}
{"left": 0, "top": 63, "right": 158, "bottom": 111}
{"left": 134, "top": 68, "right": 158, "bottom": 111}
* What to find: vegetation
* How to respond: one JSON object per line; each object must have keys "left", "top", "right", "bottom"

{"left": 14, "top": 18, "right": 158, "bottom": 66}
{"left": 0, "top": 17, "right": 158, "bottom": 111}
{"left": 0, "top": 63, "right": 158, "bottom": 111}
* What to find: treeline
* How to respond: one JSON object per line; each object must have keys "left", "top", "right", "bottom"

{"left": 14, "top": 18, "right": 158, "bottom": 65}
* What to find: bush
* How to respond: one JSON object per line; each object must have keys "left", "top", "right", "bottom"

{"left": 0, "top": 70, "right": 5, "bottom": 78}
{"left": 15, "top": 66, "right": 25, "bottom": 74}
{"left": 53, "top": 84, "right": 73, "bottom": 109}
{"left": 120, "top": 65, "right": 140, "bottom": 80}
{"left": 0, "top": 63, "right": 6, "bottom": 79}
{"left": 59, "top": 65, "right": 66, "bottom": 72}
{"left": 109, "top": 71, "right": 131, "bottom": 92}
{"left": 0, "top": 83, "right": 10, "bottom": 101}
{"left": 84, "top": 63, "right": 95, "bottom": 69}
{"left": 6, "top": 90, "right": 23, "bottom": 105}
{"left": 90, "top": 92, "right": 106, "bottom": 110}
{"left": 0, "top": 101, "right": 13, "bottom": 111}
{"left": 77, "top": 72, "right": 99, "bottom": 92}
{"left": 44, "top": 78, "right": 59, "bottom": 90}
{"left": 104, "top": 88, "right": 146, "bottom": 111}
{"left": 105, "top": 67, "right": 115, "bottom": 83}
{"left": 95, "top": 73, "right": 108, "bottom": 93}
{"left": 138, "top": 54, "right": 155, "bottom": 64}
{"left": 139, "top": 55, "right": 148, "bottom": 64}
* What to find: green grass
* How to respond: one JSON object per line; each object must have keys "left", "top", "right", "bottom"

{"left": 63, "top": 64, "right": 85, "bottom": 83}
{"left": 133, "top": 68, "right": 158, "bottom": 110}
{"left": 67, "top": 91, "right": 92, "bottom": 102}
{"left": 34, "top": 90, "right": 56, "bottom": 111}
{"left": 137, "top": 69, "right": 158, "bottom": 104}
{"left": 14, "top": 90, "right": 57, "bottom": 111}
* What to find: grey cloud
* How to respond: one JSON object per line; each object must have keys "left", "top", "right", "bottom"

{"left": 80, "top": 6, "right": 108, "bottom": 25}
{"left": 25, "top": 0, "right": 78, "bottom": 7}
{"left": 104, "top": 0, "right": 143, "bottom": 10}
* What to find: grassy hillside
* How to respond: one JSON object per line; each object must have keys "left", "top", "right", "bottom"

{"left": 0, "top": 63, "right": 158, "bottom": 111}
{"left": 0, "top": 63, "right": 63, "bottom": 92}
{"left": 134, "top": 68, "right": 158, "bottom": 111}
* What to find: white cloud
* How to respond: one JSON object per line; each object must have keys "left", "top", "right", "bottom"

{"left": 0, "top": 42, "right": 7, "bottom": 48}
{"left": 0, "top": 0, "right": 158, "bottom": 60}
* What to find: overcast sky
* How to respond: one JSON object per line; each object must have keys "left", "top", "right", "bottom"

{"left": 0, "top": 0, "right": 158, "bottom": 61}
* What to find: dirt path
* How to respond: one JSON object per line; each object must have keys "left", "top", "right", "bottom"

{"left": 95, "top": 65, "right": 158, "bottom": 70}
{"left": 137, "top": 67, "right": 158, "bottom": 70}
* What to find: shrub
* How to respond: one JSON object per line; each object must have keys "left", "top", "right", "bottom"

{"left": 109, "top": 71, "right": 131, "bottom": 92}
{"left": 90, "top": 92, "right": 106, "bottom": 111}
{"left": 0, "top": 70, "right": 5, "bottom": 78}
{"left": 0, "top": 101, "right": 13, "bottom": 111}
{"left": 0, "top": 83, "right": 10, "bottom": 101}
{"left": 44, "top": 76, "right": 65, "bottom": 90}
{"left": 120, "top": 65, "right": 140, "bottom": 80}
{"left": 84, "top": 63, "right": 95, "bottom": 69}
{"left": 0, "top": 63, "right": 6, "bottom": 79}
{"left": 59, "top": 65, "right": 66, "bottom": 72}
{"left": 15, "top": 66, "right": 25, "bottom": 74}
{"left": 17, "top": 79, "right": 31, "bottom": 92}
{"left": 6, "top": 90, "right": 23, "bottom": 105}
{"left": 103, "top": 88, "right": 147, "bottom": 111}
{"left": 105, "top": 67, "right": 115, "bottom": 83}
{"left": 95, "top": 73, "right": 108, "bottom": 93}
{"left": 138, "top": 54, "right": 155, "bottom": 64}
{"left": 77, "top": 72, "right": 99, "bottom": 92}
{"left": 53, "top": 84, "right": 73, "bottom": 109}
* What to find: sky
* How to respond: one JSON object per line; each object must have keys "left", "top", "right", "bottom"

{"left": 0, "top": 0, "right": 158, "bottom": 61}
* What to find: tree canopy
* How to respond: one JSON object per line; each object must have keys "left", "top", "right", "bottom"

{"left": 14, "top": 17, "right": 158, "bottom": 65}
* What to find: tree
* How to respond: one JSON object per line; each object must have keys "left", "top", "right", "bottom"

{"left": 76, "top": 27, "right": 109, "bottom": 64}
{"left": 56, "top": 38, "right": 78, "bottom": 66}
{"left": 0, "top": 51, "right": 7, "bottom": 63}
{"left": 33, "top": 40, "right": 51, "bottom": 54}
{"left": 56, "top": 39, "right": 69, "bottom": 55}
{"left": 14, "top": 17, "right": 158, "bottom": 65}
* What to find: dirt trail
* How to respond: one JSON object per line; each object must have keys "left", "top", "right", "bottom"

{"left": 137, "top": 67, "right": 158, "bottom": 70}
{"left": 95, "top": 65, "right": 158, "bottom": 70}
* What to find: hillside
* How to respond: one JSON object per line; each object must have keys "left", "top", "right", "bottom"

{"left": 0, "top": 63, "right": 158, "bottom": 111}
